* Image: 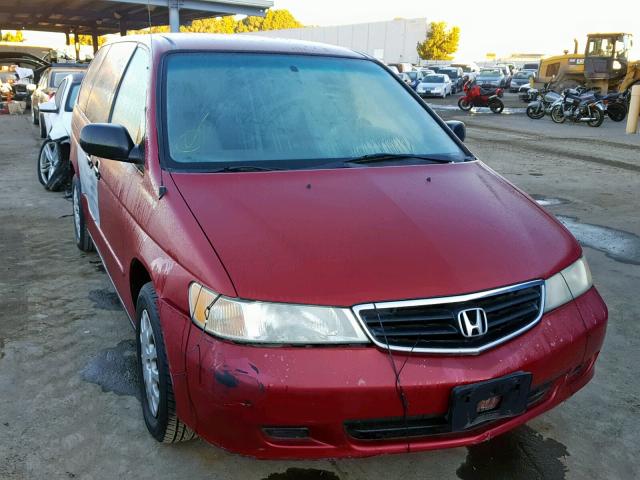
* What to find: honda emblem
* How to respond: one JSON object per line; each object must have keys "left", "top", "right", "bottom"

{"left": 457, "top": 308, "right": 488, "bottom": 338}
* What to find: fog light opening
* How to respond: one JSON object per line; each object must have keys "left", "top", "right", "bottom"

{"left": 263, "top": 426, "right": 310, "bottom": 440}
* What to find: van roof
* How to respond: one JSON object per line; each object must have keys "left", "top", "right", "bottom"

{"left": 110, "top": 33, "right": 366, "bottom": 60}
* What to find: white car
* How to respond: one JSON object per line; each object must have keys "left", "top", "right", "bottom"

{"left": 416, "top": 74, "right": 452, "bottom": 98}
{"left": 36, "top": 72, "right": 85, "bottom": 191}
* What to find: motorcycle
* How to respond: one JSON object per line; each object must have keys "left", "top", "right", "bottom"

{"left": 550, "top": 88, "right": 605, "bottom": 127}
{"left": 596, "top": 91, "right": 628, "bottom": 122}
{"left": 458, "top": 81, "right": 504, "bottom": 113}
{"left": 526, "top": 84, "right": 562, "bottom": 120}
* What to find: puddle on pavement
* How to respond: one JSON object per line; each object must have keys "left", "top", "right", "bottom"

{"left": 456, "top": 425, "right": 568, "bottom": 480}
{"left": 262, "top": 469, "right": 340, "bottom": 480}
{"left": 428, "top": 103, "right": 526, "bottom": 115}
{"left": 533, "top": 195, "right": 569, "bottom": 207}
{"left": 557, "top": 216, "right": 640, "bottom": 265}
{"left": 88, "top": 288, "right": 121, "bottom": 311}
{"left": 81, "top": 339, "right": 140, "bottom": 400}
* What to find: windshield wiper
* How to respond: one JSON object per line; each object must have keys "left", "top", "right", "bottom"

{"left": 210, "top": 165, "right": 282, "bottom": 173}
{"left": 344, "top": 153, "right": 454, "bottom": 165}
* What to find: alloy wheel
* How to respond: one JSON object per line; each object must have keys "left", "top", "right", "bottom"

{"left": 140, "top": 310, "right": 160, "bottom": 417}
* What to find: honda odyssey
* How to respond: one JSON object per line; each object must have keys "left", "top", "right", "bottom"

{"left": 70, "top": 34, "right": 607, "bottom": 459}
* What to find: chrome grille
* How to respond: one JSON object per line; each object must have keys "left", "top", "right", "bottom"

{"left": 353, "top": 281, "right": 544, "bottom": 354}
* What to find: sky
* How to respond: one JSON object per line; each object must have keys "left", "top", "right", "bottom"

{"left": 273, "top": 0, "right": 640, "bottom": 61}
{"left": 13, "top": 0, "right": 640, "bottom": 61}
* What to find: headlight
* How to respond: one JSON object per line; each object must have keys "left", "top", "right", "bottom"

{"left": 188, "top": 283, "right": 369, "bottom": 344}
{"left": 544, "top": 257, "right": 593, "bottom": 312}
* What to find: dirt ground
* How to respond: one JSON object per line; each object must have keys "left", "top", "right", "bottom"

{"left": 0, "top": 110, "right": 639, "bottom": 480}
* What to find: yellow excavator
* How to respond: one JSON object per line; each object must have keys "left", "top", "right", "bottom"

{"left": 537, "top": 32, "right": 640, "bottom": 94}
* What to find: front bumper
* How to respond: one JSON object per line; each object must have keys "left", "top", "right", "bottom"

{"left": 177, "top": 287, "right": 606, "bottom": 459}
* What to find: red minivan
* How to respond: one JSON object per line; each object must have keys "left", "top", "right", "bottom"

{"left": 70, "top": 34, "right": 607, "bottom": 459}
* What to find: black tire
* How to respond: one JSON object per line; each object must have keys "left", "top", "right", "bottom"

{"left": 587, "top": 108, "right": 604, "bottom": 127}
{"left": 550, "top": 105, "right": 566, "bottom": 124}
{"left": 72, "top": 176, "right": 94, "bottom": 252}
{"left": 526, "top": 105, "right": 545, "bottom": 120}
{"left": 607, "top": 103, "right": 627, "bottom": 122}
{"left": 32, "top": 106, "right": 39, "bottom": 125}
{"left": 489, "top": 99, "right": 504, "bottom": 114}
{"left": 458, "top": 97, "right": 472, "bottom": 111}
{"left": 39, "top": 115, "right": 47, "bottom": 139}
{"left": 38, "top": 140, "right": 70, "bottom": 191}
{"left": 136, "top": 283, "right": 196, "bottom": 444}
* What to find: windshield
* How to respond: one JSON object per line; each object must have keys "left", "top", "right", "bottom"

{"left": 423, "top": 75, "right": 444, "bottom": 83}
{"left": 480, "top": 70, "right": 500, "bottom": 77}
{"left": 164, "top": 53, "right": 466, "bottom": 169}
{"left": 441, "top": 70, "right": 458, "bottom": 78}
{"left": 514, "top": 72, "right": 531, "bottom": 79}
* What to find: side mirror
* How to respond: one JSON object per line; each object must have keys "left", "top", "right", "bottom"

{"left": 80, "top": 123, "right": 142, "bottom": 164}
{"left": 38, "top": 100, "right": 58, "bottom": 114}
{"left": 445, "top": 120, "right": 466, "bottom": 142}
{"left": 27, "top": 83, "right": 36, "bottom": 92}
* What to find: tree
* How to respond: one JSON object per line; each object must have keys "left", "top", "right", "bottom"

{"left": 129, "top": 9, "right": 302, "bottom": 35}
{"left": 1, "top": 31, "right": 24, "bottom": 42}
{"left": 416, "top": 21, "right": 460, "bottom": 61}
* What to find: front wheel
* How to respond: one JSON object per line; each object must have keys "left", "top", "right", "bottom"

{"left": 587, "top": 108, "right": 604, "bottom": 127}
{"left": 489, "top": 99, "right": 504, "bottom": 114}
{"left": 458, "top": 97, "right": 472, "bottom": 111}
{"left": 526, "top": 104, "right": 545, "bottom": 120}
{"left": 136, "top": 283, "right": 197, "bottom": 444}
{"left": 550, "top": 105, "right": 566, "bottom": 124}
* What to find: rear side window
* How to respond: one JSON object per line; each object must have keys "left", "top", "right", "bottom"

{"left": 110, "top": 48, "right": 150, "bottom": 144}
{"left": 85, "top": 42, "right": 137, "bottom": 123}
{"left": 65, "top": 83, "right": 81, "bottom": 112}
{"left": 77, "top": 45, "right": 110, "bottom": 112}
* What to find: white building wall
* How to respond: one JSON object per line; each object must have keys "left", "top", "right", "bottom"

{"left": 244, "top": 18, "right": 428, "bottom": 64}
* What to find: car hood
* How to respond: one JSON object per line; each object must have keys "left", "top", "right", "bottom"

{"left": 171, "top": 162, "right": 579, "bottom": 306}
{"left": 419, "top": 82, "right": 445, "bottom": 88}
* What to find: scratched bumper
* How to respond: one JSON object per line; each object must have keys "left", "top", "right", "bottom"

{"left": 178, "top": 287, "right": 607, "bottom": 459}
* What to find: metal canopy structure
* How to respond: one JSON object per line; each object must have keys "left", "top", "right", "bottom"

{"left": 0, "top": 0, "right": 272, "bottom": 35}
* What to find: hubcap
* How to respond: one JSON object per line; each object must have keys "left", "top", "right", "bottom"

{"left": 39, "top": 142, "right": 57, "bottom": 182}
{"left": 140, "top": 310, "right": 160, "bottom": 417}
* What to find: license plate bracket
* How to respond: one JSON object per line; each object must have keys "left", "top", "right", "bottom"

{"left": 449, "top": 372, "right": 532, "bottom": 431}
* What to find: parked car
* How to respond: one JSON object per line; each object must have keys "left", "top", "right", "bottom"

{"left": 509, "top": 71, "right": 535, "bottom": 92}
{"left": 0, "top": 51, "right": 51, "bottom": 107}
{"left": 496, "top": 65, "right": 513, "bottom": 87}
{"left": 522, "top": 62, "right": 540, "bottom": 72}
{"left": 416, "top": 73, "right": 453, "bottom": 98}
{"left": 71, "top": 34, "right": 607, "bottom": 460}
{"left": 439, "top": 67, "right": 465, "bottom": 93}
{"left": 402, "top": 70, "right": 425, "bottom": 90}
{"left": 418, "top": 67, "right": 435, "bottom": 76}
{"left": 36, "top": 72, "right": 85, "bottom": 191}
{"left": 450, "top": 63, "right": 480, "bottom": 82}
{"left": 476, "top": 68, "right": 507, "bottom": 88}
{"left": 30, "top": 63, "right": 87, "bottom": 133}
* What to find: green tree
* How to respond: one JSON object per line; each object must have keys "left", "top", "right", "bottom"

{"left": 416, "top": 21, "right": 460, "bottom": 61}
{"left": 130, "top": 9, "right": 302, "bottom": 35}
{"left": 1, "top": 31, "right": 24, "bottom": 42}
